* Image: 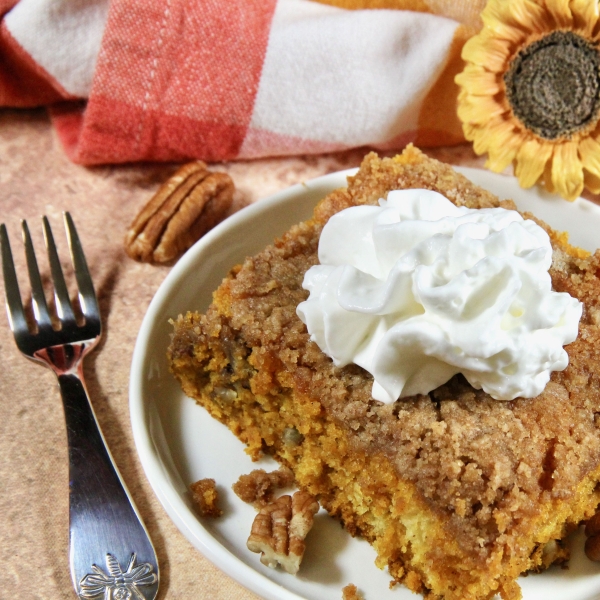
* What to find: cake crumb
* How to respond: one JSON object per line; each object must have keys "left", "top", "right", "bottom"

{"left": 190, "top": 478, "right": 222, "bottom": 517}
{"left": 233, "top": 466, "right": 295, "bottom": 508}
{"left": 342, "top": 583, "right": 363, "bottom": 599}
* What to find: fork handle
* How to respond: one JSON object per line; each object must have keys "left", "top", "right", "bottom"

{"left": 57, "top": 372, "right": 159, "bottom": 599}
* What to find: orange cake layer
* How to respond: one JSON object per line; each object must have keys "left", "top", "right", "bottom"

{"left": 168, "top": 146, "right": 600, "bottom": 600}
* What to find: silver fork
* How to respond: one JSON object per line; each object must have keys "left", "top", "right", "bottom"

{"left": 1, "top": 214, "right": 159, "bottom": 600}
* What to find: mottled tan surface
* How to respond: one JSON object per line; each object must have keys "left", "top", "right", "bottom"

{"left": 0, "top": 108, "right": 490, "bottom": 600}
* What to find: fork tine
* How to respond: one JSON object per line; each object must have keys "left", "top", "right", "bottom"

{"left": 43, "top": 216, "right": 76, "bottom": 323}
{"left": 1, "top": 224, "right": 29, "bottom": 335}
{"left": 63, "top": 212, "right": 99, "bottom": 319}
{"left": 22, "top": 219, "right": 53, "bottom": 329}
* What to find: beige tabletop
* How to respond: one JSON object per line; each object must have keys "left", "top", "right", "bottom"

{"left": 0, "top": 107, "right": 493, "bottom": 600}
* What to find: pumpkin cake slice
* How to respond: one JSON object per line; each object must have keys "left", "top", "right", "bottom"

{"left": 168, "top": 146, "right": 600, "bottom": 600}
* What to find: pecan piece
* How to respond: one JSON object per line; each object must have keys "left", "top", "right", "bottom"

{"left": 247, "top": 490, "right": 319, "bottom": 574}
{"left": 125, "top": 161, "right": 234, "bottom": 263}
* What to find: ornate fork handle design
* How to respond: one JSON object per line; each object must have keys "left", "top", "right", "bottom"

{"left": 64, "top": 368, "right": 158, "bottom": 598}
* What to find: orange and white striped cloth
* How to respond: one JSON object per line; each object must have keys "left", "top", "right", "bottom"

{"left": 0, "top": 0, "right": 485, "bottom": 165}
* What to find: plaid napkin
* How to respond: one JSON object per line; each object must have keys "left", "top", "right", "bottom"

{"left": 0, "top": 0, "right": 484, "bottom": 165}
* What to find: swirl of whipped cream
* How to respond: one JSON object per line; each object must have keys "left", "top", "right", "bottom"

{"left": 296, "top": 189, "right": 582, "bottom": 403}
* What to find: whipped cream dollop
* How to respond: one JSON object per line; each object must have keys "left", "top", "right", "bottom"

{"left": 296, "top": 189, "right": 582, "bottom": 403}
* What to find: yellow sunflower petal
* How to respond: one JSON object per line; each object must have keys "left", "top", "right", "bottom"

{"left": 457, "top": 94, "right": 506, "bottom": 125}
{"left": 482, "top": 4, "right": 525, "bottom": 45}
{"left": 486, "top": 148, "right": 519, "bottom": 173}
{"left": 546, "top": 0, "right": 573, "bottom": 28}
{"left": 455, "top": 64, "right": 501, "bottom": 96}
{"left": 462, "top": 117, "right": 511, "bottom": 157}
{"left": 462, "top": 32, "right": 512, "bottom": 73}
{"left": 543, "top": 157, "right": 556, "bottom": 194}
{"left": 508, "top": 0, "right": 550, "bottom": 33}
{"left": 579, "top": 135, "right": 600, "bottom": 175}
{"left": 514, "top": 138, "right": 553, "bottom": 188}
{"left": 462, "top": 123, "right": 497, "bottom": 156}
{"left": 461, "top": 121, "right": 479, "bottom": 142}
{"left": 483, "top": 120, "right": 523, "bottom": 172}
{"left": 480, "top": 0, "right": 548, "bottom": 42}
{"left": 570, "top": 0, "right": 599, "bottom": 36}
{"left": 551, "top": 142, "right": 584, "bottom": 201}
{"left": 467, "top": 124, "right": 494, "bottom": 155}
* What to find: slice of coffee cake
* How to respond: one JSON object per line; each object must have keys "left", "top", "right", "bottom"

{"left": 168, "top": 146, "right": 600, "bottom": 600}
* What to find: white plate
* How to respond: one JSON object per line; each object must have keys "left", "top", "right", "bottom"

{"left": 130, "top": 167, "right": 600, "bottom": 600}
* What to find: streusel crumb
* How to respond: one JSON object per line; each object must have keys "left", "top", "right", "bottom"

{"left": 342, "top": 583, "right": 363, "bottom": 599}
{"left": 233, "top": 466, "right": 295, "bottom": 508}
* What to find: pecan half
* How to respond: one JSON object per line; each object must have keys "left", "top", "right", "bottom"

{"left": 246, "top": 490, "right": 319, "bottom": 574}
{"left": 125, "top": 161, "right": 234, "bottom": 263}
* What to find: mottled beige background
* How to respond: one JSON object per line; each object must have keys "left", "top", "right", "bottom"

{"left": 0, "top": 108, "right": 490, "bottom": 600}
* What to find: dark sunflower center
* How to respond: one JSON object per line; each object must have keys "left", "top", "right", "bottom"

{"left": 504, "top": 30, "right": 600, "bottom": 140}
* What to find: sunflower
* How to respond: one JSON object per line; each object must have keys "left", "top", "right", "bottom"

{"left": 455, "top": 0, "right": 600, "bottom": 201}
